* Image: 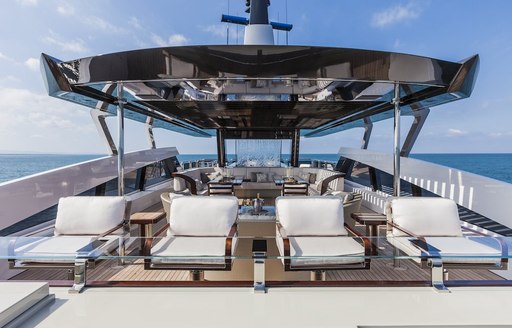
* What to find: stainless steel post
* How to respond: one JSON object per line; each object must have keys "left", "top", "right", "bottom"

{"left": 117, "top": 83, "right": 125, "bottom": 196}
{"left": 392, "top": 83, "right": 401, "bottom": 198}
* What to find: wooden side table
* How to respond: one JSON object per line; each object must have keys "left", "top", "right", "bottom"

{"left": 350, "top": 212, "right": 387, "bottom": 255}
{"left": 130, "top": 209, "right": 166, "bottom": 253}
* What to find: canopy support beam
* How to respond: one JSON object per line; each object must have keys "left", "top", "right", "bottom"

{"left": 117, "top": 83, "right": 126, "bottom": 196}
{"left": 392, "top": 83, "right": 401, "bottom": 198}
{"left": 291, "top": 129, "right": 300, "bottom": 167}
{"left": 145, "top": 116, "right": 156, "bottom": 149}
{"left": 90, "top": 83, "right": 118, "bottom": 156}
{"left": 217, "top": 129, "right": 226, "bottom": 167}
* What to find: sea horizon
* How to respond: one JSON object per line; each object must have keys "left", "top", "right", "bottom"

{"left": 0, "top": 152, "right": 510, "bottom": 184}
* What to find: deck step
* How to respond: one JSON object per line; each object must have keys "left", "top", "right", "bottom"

{"left": 0, "top": 282, "right": 54, "bottom": 328}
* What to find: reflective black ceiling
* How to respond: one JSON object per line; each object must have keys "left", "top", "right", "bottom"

{"left": 41, "top": 45, "right": 479, "bottom": 138}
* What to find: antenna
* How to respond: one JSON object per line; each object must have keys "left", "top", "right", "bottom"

{"left": 226, "top": 0, "right": 230, "bottom": 45}
{"left": 285, "top": 0, "right": 288, "bottom": 45}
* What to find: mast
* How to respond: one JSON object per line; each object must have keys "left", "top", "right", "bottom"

{"left": 221, "top": 0, "right": 292, "bottom": 45}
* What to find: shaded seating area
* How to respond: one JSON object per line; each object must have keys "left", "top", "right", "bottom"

{"left": 386, "top": 197, "right": 508, "bottom": 291}
{"left": 275, "top": 196, "right": 371, "bottom": 280}
{"left": 143, "top": 196, "right": 239, "bottom": 280}
{"left": 8, "top": 196, "right": 131, "bottom": 293}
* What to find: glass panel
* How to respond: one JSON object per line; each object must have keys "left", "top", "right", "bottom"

{"left": 235, "top": 139, "right": 282, "bottom": 167}
{"left": 2, "top": 235, "right": 510, "bottom": 284}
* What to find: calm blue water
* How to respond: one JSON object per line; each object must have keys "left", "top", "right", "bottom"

{"left": 0, "top": 153, "right": 510, "bottom": 184}
{"left": 0, "top": 154, "right": 104, "bottom": 183}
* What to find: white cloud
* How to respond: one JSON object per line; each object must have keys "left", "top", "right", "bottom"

{"left": 57, "top": 3, "right": 75, "bottom": 16}
{"left": 0, "top": 88, "right": 99, "bottom": 153}
{"left": 0, "top": 52, "right": 14, "bottom": 62}
{"left": 151, "top": 33, "right": 189, "bottom": 47}
{"left": 393, "top": 39, "right": 402, "bottom": 49}
{"left": 371, "top": 3, "right": 421, "bottom": 28}
{"left": 0, "top": 75, "right": 22, "bottom": 85}
{"left": 24, "top": 57, "right": 40, "bottom": 71}
{"left": 16, "top": 0, "right": 38, "bottom": 6}
{"left": 42, "top": 31, "right": 88, "bottom": 53}
{"left": 84, "top": 16, "right": 125, "bottom": 34}
{"left": 489, "top": 131, "right": 512, "bottom": 138}
{"left": 203, "top": 25, "right": 227, "bottom": 38}
{"left": 129, "top": 17, "right": 142, "bottom": 30}
{"left": 0, "top": 88, "right": 89, "bottom": 131}
{"left": 447, "top": 128, "right": 468, "bottom": 136}
{"left": 169, "top": 34, "right": 188, "bottom": 45}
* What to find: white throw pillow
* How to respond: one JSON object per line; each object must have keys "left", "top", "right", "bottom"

{"left": 256, "top": 173, "right": 267, "bottom": 182}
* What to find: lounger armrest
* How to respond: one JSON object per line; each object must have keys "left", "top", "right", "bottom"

{"left": 98, "top": 223, "right": 125, "bottom": 238}
{"left": 276, "top": 222, "right": 291, "bottom": 270}
{"left": 344, "top": 223, "right": 372, "bottom": 260}
{"left": 143, "top": 223, "right": 170, "bottom": 257}
{"left": 172, "top": 172, "right": 197, "bottom": 195}
{"left": 224, "top": 223, "right": 238, "bottom": 269}
{"left": 320, "top": 173, "right": 345, "bottom": 195}
{"left": 387, "top": 221, "right": 421, "bottom": 239}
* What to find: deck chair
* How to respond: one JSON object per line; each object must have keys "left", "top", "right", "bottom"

{"left": 8, "top": 196, "right": 130, "bottom": 293}
{"left": 386, "top": 197, "right": 508, "bottom": 291}
{"left": 143, "top": 196, "right": 238, "bottom": 280}
{"left": 275, "top": 196, "right": 370, "bottom": 280}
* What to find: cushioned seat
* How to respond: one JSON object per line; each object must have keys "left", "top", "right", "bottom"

{"left": 276, "top": 236, "right": 365, "bottom": 267}
{"left": 275, "top": 196, "right": 370, "bottom": 272}
{"left": 10, "top": 196, "right": 128, "bottom": 265}
{"left": 151, "top": 236, "right": 238, "bottom": 265}
{"left": 12, "top": 236, "right": 120, "bottom": 263}
{"left": 391, "top": 236, "right": 502, "bottom": 265}
{"left": 144, "top": 196, "right": 239, "bottom": 275}
{"left": 8, "top": 196, "right": 130, "bottom": 293}
{"left": 386, "top": 197, "right": 507, "bottom": 268}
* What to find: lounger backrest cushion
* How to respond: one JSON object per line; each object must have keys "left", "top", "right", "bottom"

{"left": 276, "top": 196, "right": 347, "bottom": 236}
{"left": 386, "top": 197, "right": 462, "bottom": 237}
{"left": 55, "top": 196, "right": 127, "bottom": 236}
{"left": 169, "top": 196, "right": 238, "bottom": 236}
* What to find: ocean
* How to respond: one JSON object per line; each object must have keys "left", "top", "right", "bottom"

{"left": 0, "top": 153, "right": 510, "bottom": 184}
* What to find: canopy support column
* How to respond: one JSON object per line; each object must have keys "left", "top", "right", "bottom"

{"left": 145, "top": 116, "right": 156, "bottom": 149}
{"left": 90, "top": 83, "right": 118, "bottom": 156}
{"left": 392, "top": 83, "right": 401, "bottom": 198}
{"left": 117, "top": 83, "right": 126, "bottom": 196}
{"left": 217, "top": 129, "right": 226, "bottom": 167}
{"left": 291, "top": 129, "right": 300, "bottom": 167}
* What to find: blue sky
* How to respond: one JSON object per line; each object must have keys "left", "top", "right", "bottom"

{"left": 0, "top": 0, "right": 511, "bottom": 154}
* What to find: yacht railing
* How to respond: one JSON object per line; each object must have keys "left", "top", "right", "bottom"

{"left": 0, "top": 147, "right": 179, "bottom": 235}
{"left": 338, "top": 147, "right": 512, "bottom": 231}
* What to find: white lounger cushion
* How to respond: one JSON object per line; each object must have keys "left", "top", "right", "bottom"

{"left": 387, "top": 197, "right": 463, "bottom": 237}
{"left": 276, "top": 236, "right": 364, "bottom": 268}
{"left": 169, "top": 196, "right": 238, "bottom": 236}
{"left": 276, "top": 196, "right": 347, "bottom": 236}
{"left": 391, "top": 236, "right": 502, "bottom": 265}
{"left": 54, "top": 196, "right": 126, "bottom": 236}
{"left": 151, "top": 236, "right": 237, "bottom": 265}
{"left": 12, "top": 236, "right": 119, "bottom": 262}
